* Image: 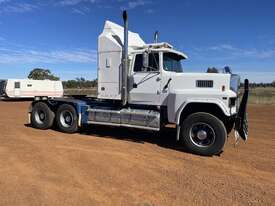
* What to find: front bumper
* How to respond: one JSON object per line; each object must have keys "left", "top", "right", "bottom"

{"left": 234, "top": 79, "right": 249, "bottom": 141}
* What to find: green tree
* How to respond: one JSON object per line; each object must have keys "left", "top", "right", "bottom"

{"left": 272, "top": 81, "right": 275, "bottom": 87}
{"left": 28, "top": 68, "right": 60, "bottom": 80}
{"left": 62, "top": 78, "right": 98, "bottom": 89}
{"left": 207, "top": 67, "right": 219, "bottom": 73}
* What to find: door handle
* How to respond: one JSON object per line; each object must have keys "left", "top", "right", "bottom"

{"left": 156, "top": 77, "right": 161, "bottom": 81}
{"left": 133, "top": 83, "right": 138, "bottom": 88}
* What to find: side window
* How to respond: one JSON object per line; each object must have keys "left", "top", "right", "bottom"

{"left": 134, "top": 54, "right": 143, "bottom": 72}
{"left": 148, "top": 53, "right": 159, "bottom": 71}
{"left": 163, "top": 55, "right": 173, "bottom": 71}
{"left": 133, "top": 53, "right": 159, "bottom": 72}
{"left": 14, "top": 82, "right": 20, "bottom": 89}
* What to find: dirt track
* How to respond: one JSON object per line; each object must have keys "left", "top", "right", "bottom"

{"left": 0, "top": 101, "right": 275, "bottom": 206}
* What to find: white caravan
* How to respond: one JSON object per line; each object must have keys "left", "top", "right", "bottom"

{"left": 0, "top": 79, "right": 63, "bottom": 99}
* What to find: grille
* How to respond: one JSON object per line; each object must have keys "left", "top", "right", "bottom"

{"left": 196, "top": 80, "right": 213, "bottom": 88}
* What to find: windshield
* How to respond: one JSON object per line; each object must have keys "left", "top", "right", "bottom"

{"left": 163, "top": 52, "right": 184, "bottom": 73}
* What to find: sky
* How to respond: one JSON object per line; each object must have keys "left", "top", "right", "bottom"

{"left": 0, "top": 0, "right": 275, "bottom": 82}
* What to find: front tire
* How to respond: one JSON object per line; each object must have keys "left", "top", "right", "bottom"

{"left": 56, "top": 104, "right": 78, "bottom": 133}
{"left": 180, "top": 112, "right": 227, "bottom": 156}
{"left": 31, "top": 102, "right": 55, "bottom": 130}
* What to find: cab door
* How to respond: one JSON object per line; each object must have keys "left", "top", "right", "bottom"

{"left": 129, "top": 53, "right": 161, "bottom": 105}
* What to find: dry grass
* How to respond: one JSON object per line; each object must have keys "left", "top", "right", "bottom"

{"left": 248, "top": 87, "right": 275, "bottom": 104}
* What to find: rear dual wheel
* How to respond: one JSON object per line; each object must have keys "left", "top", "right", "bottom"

{"left": 56, "top": 104, "right": 78, "bottom": 133}
{"left": 31, "top": 102, "right": 78, "bottom": 133}
{"left": 31, "top": 102, "right": 54, "bottom": 130}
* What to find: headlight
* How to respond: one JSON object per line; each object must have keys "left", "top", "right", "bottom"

{"left": 230, "top": 74, "right": 240, "bottom": 93}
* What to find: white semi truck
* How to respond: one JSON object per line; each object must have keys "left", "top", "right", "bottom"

{"left": 28, "top": 11, "right": 249, "bottom": 156}
{"left": 0, "top": 79, "right": 63, "bottom": 99}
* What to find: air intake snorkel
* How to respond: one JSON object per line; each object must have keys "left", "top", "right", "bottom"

{"left": 154, "top": 31, "right": 159, "bottom": 43}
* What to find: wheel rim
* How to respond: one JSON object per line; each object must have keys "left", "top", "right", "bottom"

{"left": 34, "top": 110, "right": 46, "bottom": 125}
{"left": 60, "top": 110, "right": 74, "bottom": 128}
{"left": 189, "top": 122, "right": 216, "bottom": 148}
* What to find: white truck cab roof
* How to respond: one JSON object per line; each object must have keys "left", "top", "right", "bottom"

{"left": 99, "top": 20, "right": 145, "bottom": 51}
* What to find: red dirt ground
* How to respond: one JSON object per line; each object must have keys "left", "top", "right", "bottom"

{"left": 0, "top": 101, "right": 274, "bottom": 206}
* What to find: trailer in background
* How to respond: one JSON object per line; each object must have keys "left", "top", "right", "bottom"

{"left": 0, "top": 79, "right": 63, "bottom": 99}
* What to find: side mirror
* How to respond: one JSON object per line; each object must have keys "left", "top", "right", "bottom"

{"left": 143, "top": 52, "right": 149, "bottom": 69}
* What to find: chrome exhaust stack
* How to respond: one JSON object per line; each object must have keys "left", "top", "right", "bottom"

{"left": 122, "top": 10, "right": 128, "bottom": 106}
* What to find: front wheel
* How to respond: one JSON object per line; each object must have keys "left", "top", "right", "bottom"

{"left": 180, "top": 112, "right": 227, "bottom": 156}
{"left": 56, "top": 104, "right": 78, "bottom": 133}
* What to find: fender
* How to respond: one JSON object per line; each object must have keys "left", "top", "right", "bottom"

{"left": 174, "top": 99, "right": 231, "bottom": 141}
{"left": 175, "top": 98, "right": 231, "bottom": 125}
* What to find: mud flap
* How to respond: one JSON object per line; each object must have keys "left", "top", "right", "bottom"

{"left": 235, "top": 79, "right": 249, "bottom": 142}
{"left": 28, "top": 104, "right": 33, "bottom": 125}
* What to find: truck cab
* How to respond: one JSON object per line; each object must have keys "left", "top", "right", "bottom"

{"left": 28, "top": 11, "right": 249, "bottom": 156}
{"left": 129, "top": 45, "right": 187, "bottom": 106}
